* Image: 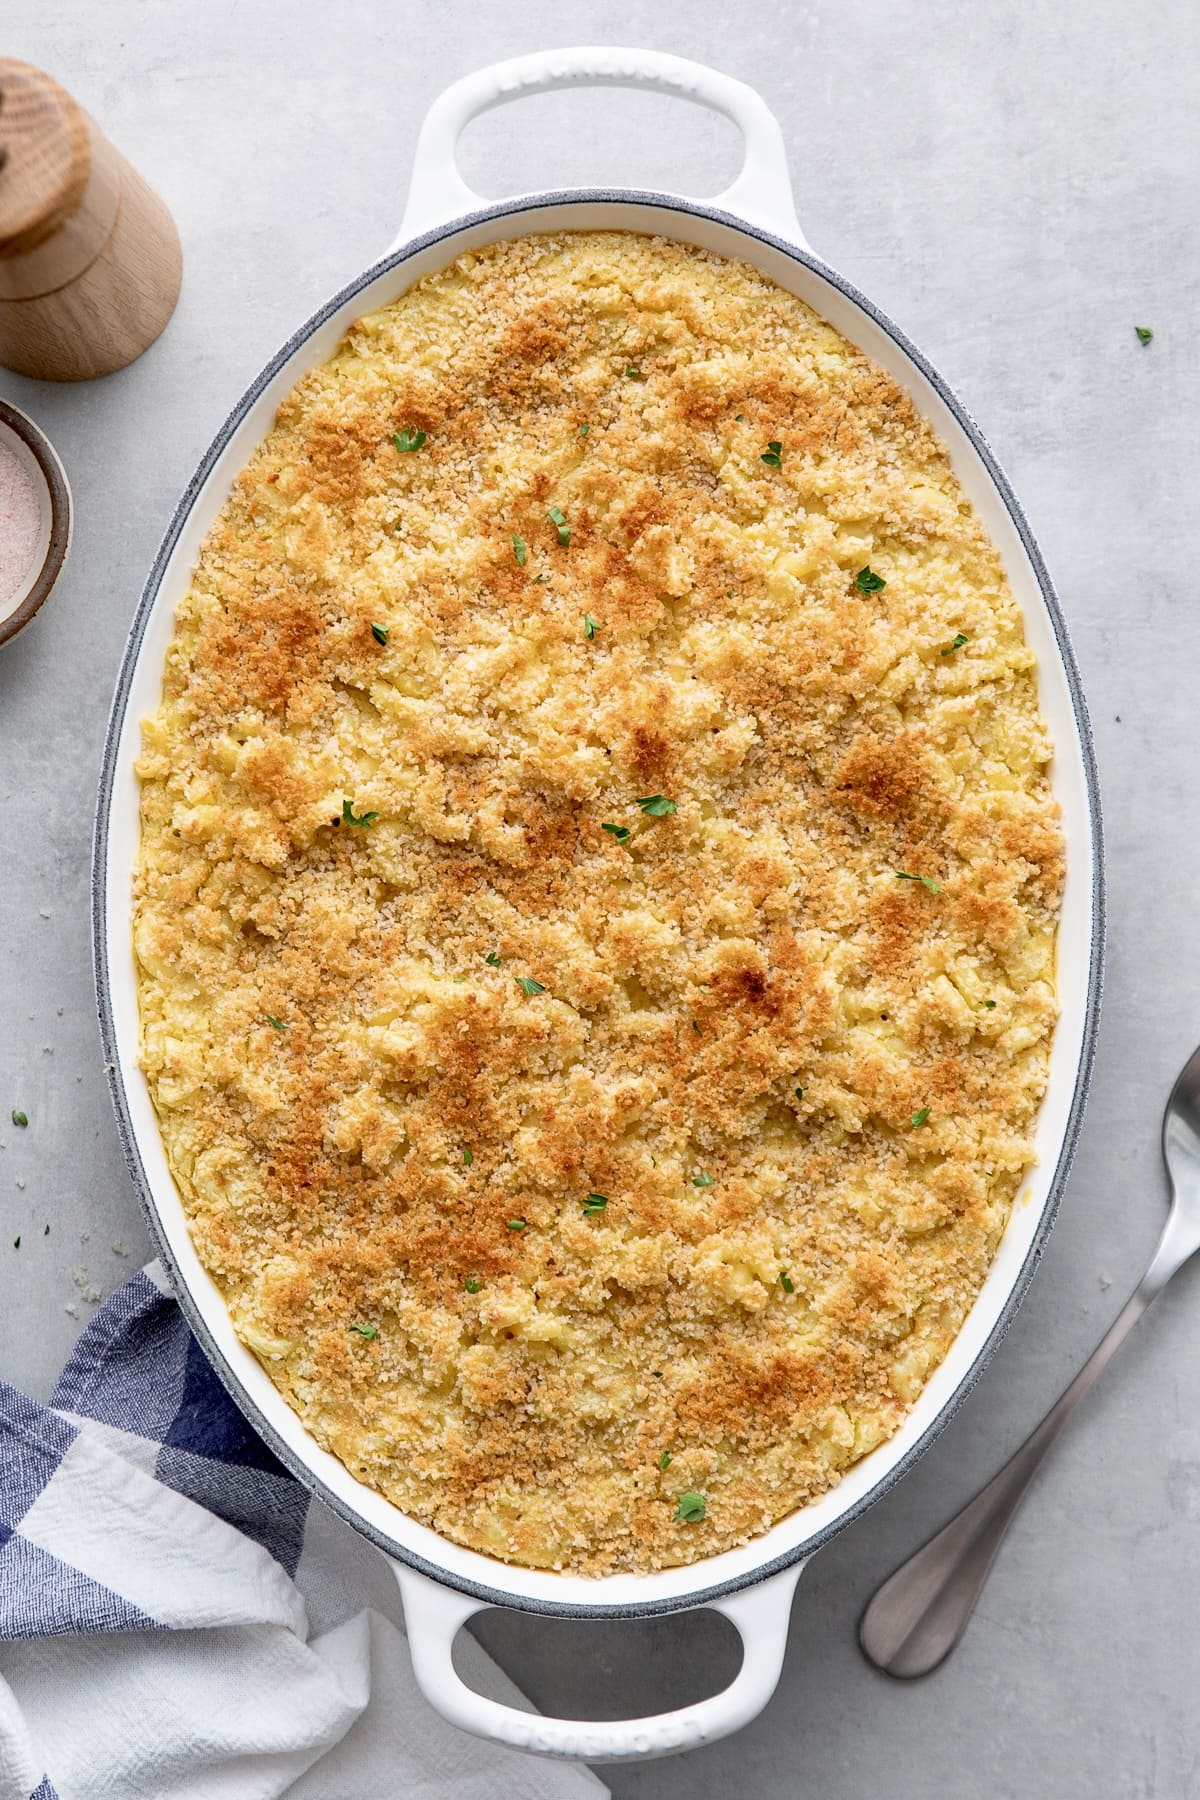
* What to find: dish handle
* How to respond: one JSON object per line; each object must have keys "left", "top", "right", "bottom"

{"left": 391, "top": 1558, "right": 805, "bottom": 1763}
{"left": 393, "top": 46, "right": 806, "bottom": 249}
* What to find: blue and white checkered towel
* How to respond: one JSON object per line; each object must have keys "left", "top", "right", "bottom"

{"left": 0, "top": 1263, "right": 608, "bottom": 1800}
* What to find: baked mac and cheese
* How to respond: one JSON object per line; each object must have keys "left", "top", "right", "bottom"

{"left": 134, "top": 232, "right": 1062, "bottom": 1573}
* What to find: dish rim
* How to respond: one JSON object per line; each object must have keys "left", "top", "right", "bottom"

{"left": 92, "top": 188, "right": 1104, "bottom": 1619}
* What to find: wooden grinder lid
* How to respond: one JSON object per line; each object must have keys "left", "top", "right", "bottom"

{"left": 0, "top": 57, "right": 126, "bottom": 311}
{"left": 0, "top": 56, "right": 180, "bottom": 376}
{"left": 0, "top": 59, "right": 95, "bottom": 259}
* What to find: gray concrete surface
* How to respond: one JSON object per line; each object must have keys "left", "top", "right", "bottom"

{"left": 2, "top": 2, "right": 1198, "bottom": 1794}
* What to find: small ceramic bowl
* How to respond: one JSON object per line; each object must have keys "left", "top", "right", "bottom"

{"left": 0, "top": 396, "right": 71, "bottom": 647}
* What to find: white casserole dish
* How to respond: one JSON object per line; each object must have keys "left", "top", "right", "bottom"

{"left": 93, "top": 47, "right": 1103, "bottom": 1763}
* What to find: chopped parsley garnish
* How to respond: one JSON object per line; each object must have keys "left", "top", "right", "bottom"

{"left": 623, "top": 365, "right": 644, "bottom": 380}
{"left": 463, "top": 1148, "right": 474, "bottom": 1165}
{"left": 512, "top": 534, "right": 527, "bottom": 567}
{"left": 911, "top": 1107, "right": 931, "bottom": 1128}
{"left": 584, "top": 614, "right": 599, "bottom": 640}
{"left": 794, "top": 1086, "right": 804, "bottom": 1100}
{"left": 692, "top": 1171, "right": 715, "bottom": 1189}
{"left": 602, "top": 822, "right": 632, "bottom": 843}
{"left": 780, "top": 1270, "right": 795, "bottom": 1294}
{"left": 984, "top": 999, "right": 997, "bottom": 1008}
{"left": 264, "top": 1014, "right": 288, "bottom": 1030}
{"left": 515, "top": 976, "right": 545, "bottom": 997}
{"left": 533, "top": 573, "right": 550, "bottom": 583}
{"left": 547, "top": 505, "right": 570, "bottom": 545}
{"left": 393, "top": 428, "right": 426, "bottom": 453}
{"left": 940, "top": 633, "right": 969, "bottom": 655}
{"left": 11, "top": 1110, "right": 27, "bottom": 1128}
{"left": 485, "top": 951, "right": 504, "bottom": 967}
{"left": 43, "top": 1224, "right": 49, "bottom": 1236}
{"left": 349, "top": 1322, "right": 379, "bottom": 1340}
{"left": 13, "top": 1237, "right": 19, "bottom": 1251}
{"left": 451, "top": 974, "right": 467, "bottom": 982}
{"left": 1135, "top": 326, "right": 1153, "bottom": 345}
{"left": 674, "top": 1490, "right": 707, "bottom": 1524}
{"left": 659, "top": 1450, "right": 672, "bottom": 1470}
{"left": 636, "top": 794, "right": 676, "bottom": 817}
{"left": 506, "top": 1218, "right": 527, "bottom": 1232}
{"left": 692, "top": 1020, "right": 701, "bottom": 1033}
{"left": 578, "top": 423, "right": 590, "bottom": 436}
{"left": 855, "top": 565, "right": 886, "bottom": 593}
{"left": 896, "top": 870, "right": 943, "bottom": 894}
{"left": 760, "top": 440, "right": 783, "bottom": 469}
{"left": 464, "top": 1275, "right": 483, "bottom": 1294}
{"left": 341, "top": 799, "right": 379, "bottom": 829}
{"left": 370, "top": 622, "right": 389, "bottom": 645}
{"left": 583, "top": 1193, "right": 608, "bottom": 1214}
{"left": 735, "top": 413, "right": 745, "bottom": 422}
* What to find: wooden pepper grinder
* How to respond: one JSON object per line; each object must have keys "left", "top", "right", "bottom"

{"left": 0, "top": 58, "right": 182, "bottom": 380}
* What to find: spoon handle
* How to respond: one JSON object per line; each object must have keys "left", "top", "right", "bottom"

{"left": 859, "top": 1216, "right": 1193, "bottom": 1679}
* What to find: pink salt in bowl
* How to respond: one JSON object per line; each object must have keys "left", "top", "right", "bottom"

{"left": 0, "top": 396, "right": 71, "bottom": 647}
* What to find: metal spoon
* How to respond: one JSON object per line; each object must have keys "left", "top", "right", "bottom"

{"left": 859, "top": 1039, "right": 1200, "bottom": 1679}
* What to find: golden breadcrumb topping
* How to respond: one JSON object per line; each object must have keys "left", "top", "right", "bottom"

{"left": 134, "top": 231, "right": 1061, "bottom": 1574}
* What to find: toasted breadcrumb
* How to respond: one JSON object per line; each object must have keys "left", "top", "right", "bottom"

{"left": 134, "top": 232, "right": 1061, "bottom": 1574}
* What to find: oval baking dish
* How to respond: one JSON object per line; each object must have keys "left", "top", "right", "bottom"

{"left": 94, "top": 48, "right": 1103, "bottom": 1764}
